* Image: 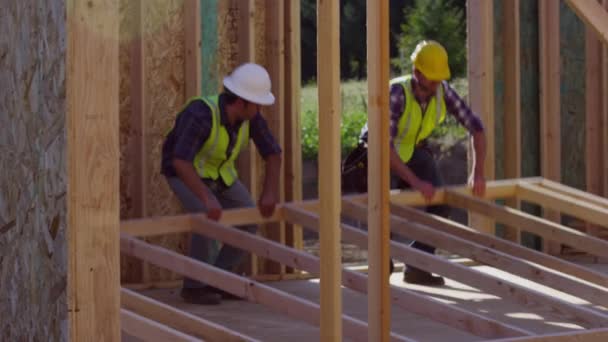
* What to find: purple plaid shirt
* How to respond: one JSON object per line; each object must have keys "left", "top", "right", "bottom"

{"left": 161, "top": 94, "right": 281, "bottom": 178}
{"left": 360, "top": 78, "right": 484, "bottom": 146}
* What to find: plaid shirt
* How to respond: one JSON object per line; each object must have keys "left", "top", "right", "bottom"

{"left": 360, "top": 78, "right": 484, "bottom": 145}
{"left": 161, "top": 94, "right": 281, "bottom": 178}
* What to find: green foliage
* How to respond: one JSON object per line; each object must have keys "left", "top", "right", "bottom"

{"left": 394, "top": 0, "right": 467, "bottom": 78}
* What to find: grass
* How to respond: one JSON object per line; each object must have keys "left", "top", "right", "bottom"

{"left": 300, "top": 78, "right": 469, "bottom": 160}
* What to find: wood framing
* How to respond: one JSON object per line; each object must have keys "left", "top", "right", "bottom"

{"left": 184, "top": 0, "right": 202, "bottom": 98}
{"left": 316, "top": 0, "right": 343, "bottom": 340}
{"left": 539, "top": 0, "right": 562, "bottom": 254}
{"left": 502, "top": 0, "right": 522, "bottom": 243}
{"left": 122, "top": 288, "right": 258, "bottom": 341}
{"left": 565, "top": 0, "right": 608, "bottom": 46}
{"left": 67, "top": 0, "right": 120, "bottom": 340}
{"left": 491, "top": 328, "right": 608, "bottom": 342}
{"left": 121, "top": 309, "right": 200, "bottom": 342}
{"left": 467, "top": 0, "right": 495, "bottom": 235}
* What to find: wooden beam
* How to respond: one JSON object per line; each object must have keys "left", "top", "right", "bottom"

{"left": 539, "top": 0, "right": 562, "bottom": 255}
{"left": 565, "top": 0, "right": 608, "bottom": 46}
{"left": 490, "top": 327, "right": 608, "bottom": 342}
{"left": 502, "top": 0, "right": 521, "bottom": 244}
{"left": 121, "top": 288, "right": 258, "bottom": 341}
{"left": 516, "top": 182, "right": 608, "bottom": 229}
{"left": 121, "top": 309, "right": 201, "bottom": 342}
{"left": 389, "top": 202, "right": 608, "bottom": 288}
{"left": 317, "top": 0, "right": 342, "bottom": 340}
{"left": 201, "top": 0, "right": 219, "bottom": 95}
{"left": 467, "top": 0, "right": 495, "bottom": 235}
{"left": 280, "top": 206, "right": 532, "bottom": 339}
{"left": 67, "top": 0, "right": 120, "bottom": 340}
{"left": 367, "top": 0, "right": 391, "bottom": 340}
{"left": 604, "top": 0, "right": 608, "bottom": 199}
{"left": 445, "top": 190, "right": 608, "bottom": 260}
{"left": 185, "top": 0, "right": 202, "bottom": 98}
{"left": 539, "top": 179, "right": 608, "bottom": 209}
{"left": 342, "top": 201, "right": 608, "bottom": 308}
{"left": 120, "top": 233, "right": 399, "bottom": 342}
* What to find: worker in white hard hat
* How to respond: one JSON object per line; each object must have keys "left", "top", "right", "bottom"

{"left": 354, "top": 41, "right": 487, "bottom": 286}
{"left": 161, "top": 63, "right": 282, "bottom": 305}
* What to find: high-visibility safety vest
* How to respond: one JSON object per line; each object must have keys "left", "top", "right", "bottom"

{"left": 391, "top": 75, "right": 446, "bottom": 163}
{"left": 181, "top": 96, "right": 249, "bottom": 186}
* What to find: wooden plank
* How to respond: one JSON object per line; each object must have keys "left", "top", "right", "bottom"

{"left": 316, "top": 0, "right": 342, "bottom": 340}
{"left": 539, "top": 179, "right": 608, "bottom": 209}
{"left": 490, "top": 327, "right": 608, "bottom": 342}
{"left": 467, "top": 0, "right": 495, "bottom": 235}
{"left": 120, "top": 233, "right": 407, "bottom": 342}
{"left": 388, "top": 202, "right": 608, "bottom": 288}
{"left": 122, "top": 288, "right": 259, "bottom": 341}
{"left": 277, "top": 206, "right": 532, "bottom": 339}
{"left": 565, "top": 0, "right": 608, "bottom": 46}
{"left": 516, "top": 182, "right": 608, "bottom": 229}
{"left": 121, "top": 308, "right": 201, "bottom": 342}
{"left": 445, "top": 190, "right": 608, "bottom": 260}
{"left": 67, "top": 0, "right": 120, "bottom": 340}
{"left": 502, "top": 0, "right": 521, "bottom": 244}
{"left": 185, "top": 0, "right": 202, "bottom": 98}
{"left": 284, "top": 0, "right": 304, "bottom": 270}
{"left": 539, "top": 0, "right": 562, "bottom": 255}
{"left": 604, "top": 0, "right": 608, "bottom": 199}
{"left": 367, "top": 0, "right": 391, "bottom": 340}
{"left": 342, "top": 201, "right": 608, "bottom": 308}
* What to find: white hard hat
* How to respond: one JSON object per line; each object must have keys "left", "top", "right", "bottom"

{"left": 223, "top": 63, "right": 275, "bottom": 105}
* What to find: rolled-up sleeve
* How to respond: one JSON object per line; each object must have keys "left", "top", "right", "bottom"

{"left": 442, "top": 81, "right": 484, "bottom": 134}
{"left": 249, "top": 112, "right": 282, "bottom": 158}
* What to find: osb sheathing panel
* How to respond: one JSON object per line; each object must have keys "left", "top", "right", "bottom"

{"left": 0, "top": 1, "right": 67, "bottom": 340}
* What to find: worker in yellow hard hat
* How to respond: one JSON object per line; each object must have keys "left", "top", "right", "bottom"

{"left": 354, "top": 40, "right": 487, "bottom": 285}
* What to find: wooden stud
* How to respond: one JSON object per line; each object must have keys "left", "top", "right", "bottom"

{"left": 121, "top": 288, "right": 258, "bottom": 341}
{"left": 367, "top": 0, "right": 391, "bottom": 340}
{"left": 539, "top": 179, "right": 608, "bottom": 209}
{"left": 185, "top": 0, "right": 202, "bottom": 98}
{"left": 467, "top": 0, "right": 495, "bottom": 235}
{"left": 120, "top": 233, "right": 411, "bottom": 342}
{"left": 121, "top": 309, "right": 201, "bottom": 342}
{"left": 502, "top": 0, "right": 521, "bottom": 243}
{"left": 445, "top": 190, "right": 608, "bottom": 260}
{"left": 389, "top": 202, "right": 608, "bottom": 288}
{"left": 565, "top": 0, "right": 608, "bottom": 46}
{"left": 282, "top": 206, "right": 532, "bottom": 339}
{"left": 603, "top": 0, "right": 608, "bottom": 199}
{"left": 342, "top": 200, "right": 608, "bottom": 308}
{"left": 201, "top": 0, "right": 219, "bottom": 95}
{"left": 517, "top": 182, "right": 608, "bottom": 229}
{"left": 67, "top": 0, "right": 120, "bottom": 340}
{"left": 539, "top": 0, "right": 562, "bottom": 254}
{"left": 490, "top": 327, "right": 608, "bottom": 342}
{"left": 317, "top": 0, "right": 343, "bottom": 340}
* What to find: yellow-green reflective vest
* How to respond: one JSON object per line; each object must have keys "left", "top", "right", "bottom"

{"left": 186, "top": 96, "right": 249, "bottom": 186}
{"left": 391, "top": 75, "right": 446, "bottom": 163}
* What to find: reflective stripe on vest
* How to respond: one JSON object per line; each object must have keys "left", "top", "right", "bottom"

{"left": 191, "top": 96, "right": 249, "bottom": 186}
{"left": 392, "top": 75, "right": 446, "bottom": 163}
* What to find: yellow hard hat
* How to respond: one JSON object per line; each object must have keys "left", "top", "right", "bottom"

{"left": 410, "top": 40, "right": 451, "bottom": 81}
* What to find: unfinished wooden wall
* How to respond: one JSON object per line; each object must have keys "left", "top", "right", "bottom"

{"left": 0, "top": 1, "right": 68, "bottom": 340}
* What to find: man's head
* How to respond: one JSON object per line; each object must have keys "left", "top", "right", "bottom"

{"left": 410, "top": 41, "right": 450, "bottom": 97}
{"left": 223, "top": 63, "right": 275, "bottom": 120}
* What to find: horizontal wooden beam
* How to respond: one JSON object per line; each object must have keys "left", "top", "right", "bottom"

{"left": 539, "top": 179, "right": 608, "bottom": 209}
{"left": 490, "top": 327, "right": 608, "bottom": 342}
{"left": 565, "top": 0, "right": 608, "bottom": 46}
{"left": 121, "top": 288, "right": 258, "bottom": 341}
{"left": 192, "top": 213, "right": 528, "bottom": 339}
{"left": 119, "top": 233, "right": 404, "bottom": 342}
{"left": 445, "top": 190, "right": 608, "bottom": 260}
{"left": 282, "top": 206, "right": 531, "bottom": 339}
{"left": 516, "top": 182, "right": 608, "bottom": 229}
{"left": 121, "top": 308, "right": 201, "bottom": 342}
{"left": 388, "top": 203, "right": 608, "bottom": 288}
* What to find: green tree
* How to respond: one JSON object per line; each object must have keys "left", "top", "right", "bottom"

{"left": 394, "top": 0, "right": 466, "bottom": 78}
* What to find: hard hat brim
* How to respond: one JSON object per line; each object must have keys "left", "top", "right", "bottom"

{"left": 223, "top": 76, "right": 276, "bottom": 106}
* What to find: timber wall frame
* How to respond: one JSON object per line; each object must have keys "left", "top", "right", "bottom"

{"left": 120, "top": 178, "right": 608, "bottom": 341}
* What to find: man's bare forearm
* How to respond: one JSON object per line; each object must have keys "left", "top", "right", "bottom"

{"left": 472, "top": 130, "right": 486, "bottom": 177}
{"left": 262, "top": 153, "right": 281, "bottom": 196}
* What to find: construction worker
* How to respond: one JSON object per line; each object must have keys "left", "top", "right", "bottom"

{"left": 359, "top": 40, "right": 487, "bottom": 285}
{"left": 161, "top": 63, "right": 282, "bottom": 304}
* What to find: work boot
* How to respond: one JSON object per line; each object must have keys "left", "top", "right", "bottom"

{"left": 403, "top": 267, "right": 445, "bottom": 286}
{"left": 180, "top": 287, "right": 222, "bottom": 305}
{"left": 389, "top": 258, "right": 395, "bottom": 275}
{"left": 209, "top": 286, "right": 243, "bottom": 300}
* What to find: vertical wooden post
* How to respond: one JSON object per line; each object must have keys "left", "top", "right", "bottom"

{"left": 67, "top": 0, "right": 120, "bottom": 340}
{"left": 467, "top": 0, "right": 495, "bottom": 235}
{"left": 284, "top": 0, "right": 304, "bottom": 262}
{"left": 201, "top": 0, "right": 219, "bottom": 95}
{"left": 603, "top": 0, "right": 608, "bottom": 199}
{"left": 502, "top": 0, "right": 521, "bottom": 243}
{"left": 367, "top": 0, "right": 391, "bottom": 340}
{"left": 185, "top": 0, "right": 202, "bottom": 98}
{"left": 317, "top": 0, "right": 342, "bottom": 340}
{"left": 539, "top": 0, "right": 562, "bottom": 254}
